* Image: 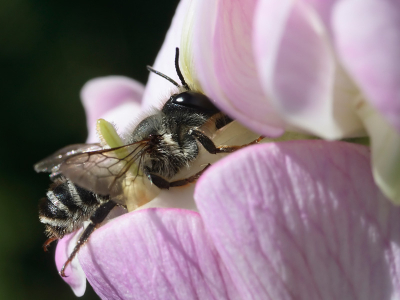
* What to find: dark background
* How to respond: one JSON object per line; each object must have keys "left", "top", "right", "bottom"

{"left": 0, "top": 0, "right": 179, "bottom": 299}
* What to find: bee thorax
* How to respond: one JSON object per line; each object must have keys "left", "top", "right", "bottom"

{"left": 145, "top": 131, "right": 198, "bottom": 179}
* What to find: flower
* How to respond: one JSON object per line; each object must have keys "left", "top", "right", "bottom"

{"left": 185, "top": 0, "right": 400, "bottom": 203}
{"left": 54, "top": 0, "right": 400, "bottom": 298}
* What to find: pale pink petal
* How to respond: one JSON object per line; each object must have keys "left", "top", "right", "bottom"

{"left": 81, "top": 76, "right": 144, "bottom": 140}
{"left": 333, "top": 0, "right": 400, "bottom": 133}
{"left": 302, "top": 0, "right": 338, "bottom": 32}
{"left": 141, "top": 0, "right": 192, "bottom": 109}
{"left": 253, "top": 1, "right": 364, "bottom": 139}
{"left": 196, "top": 141, "right": 400, "bottom": 299}
{"left": 191, "top": 0, "right": 284, "bottom": 137}
{"left": 79, "top": 209, "right": 239, "bottom": 300}
{"left": 55, "top": 230, "right": 86, "bottom": 297}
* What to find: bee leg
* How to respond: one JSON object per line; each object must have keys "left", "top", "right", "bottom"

{"left": 146, "top": 164, "right": 211, "bottom": 190}
{"left": 43, "top": 237, "right": 58, "bottom": 252}
{"left": 189, "top": 129, "right": 264, "bottom": 154}
{"left": 169, "top": 164, "right": 211, "bottom": 187}
{"left": 60, "top": 200, "right": 117, "bottom": 278}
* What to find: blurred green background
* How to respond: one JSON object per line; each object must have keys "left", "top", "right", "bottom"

{"left": 0, "top": 0, "right": 179, "bottom": 299}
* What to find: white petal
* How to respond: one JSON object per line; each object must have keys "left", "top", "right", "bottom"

{"left": 355, "top": 97, "right": 400, "bottom": 204}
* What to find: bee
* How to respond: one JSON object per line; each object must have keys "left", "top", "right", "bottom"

{"left": 35, "top": 48, "right": 263, "bottom": 277}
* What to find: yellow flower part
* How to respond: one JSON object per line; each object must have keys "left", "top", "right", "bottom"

{"left": 96, "top": 118, "right": 160, "bottom": 211}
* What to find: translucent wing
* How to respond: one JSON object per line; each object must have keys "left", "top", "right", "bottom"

{"left": 58, "top": 139, "right": 152, "bottom": 204}
{"left": 34, "top": 144, "right": 103, "bottom": 174}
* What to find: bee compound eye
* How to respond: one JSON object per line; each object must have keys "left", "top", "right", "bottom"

{"left": 171, "top": 92, "right": 220, "bottom": 114}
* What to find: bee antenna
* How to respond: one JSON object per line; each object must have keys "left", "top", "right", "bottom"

{"left": 175, "top": 48, "right": 190, "bottom": 90}
{"left": 146, "top": 48, "right": 190, "bottom": 90}
{"left": 146, "top": 66, "right": 181, "bottom": 88}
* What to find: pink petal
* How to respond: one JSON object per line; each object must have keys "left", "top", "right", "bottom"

{"left": 302, "top": 0, "right": 338, "bottom": 32}
{"left": 79, "top": 209, "right": 239, "bottom": 300}
{"left": 192, "top": 0, "right": 284, "bottom": 137}
{"left": 253, "top": 1, "right": 364, "bottom": 139}
{"left": 55, "top": 230, "right": 86, "bottom": 297}
{"left": 81, "top": 76, "right": 144, "bottom": 141}
{"left": 141, "top": 0, "right": 192, "bottom": 109}
{"left": 333, "top": 0, "right": 400, "bottom": 133}
{"left": 195, "top": 141, "right": 400, "bottom": 299}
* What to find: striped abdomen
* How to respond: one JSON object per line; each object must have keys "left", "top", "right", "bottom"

{"left": 39, "top": 177, "right": 109, "bottom": 240}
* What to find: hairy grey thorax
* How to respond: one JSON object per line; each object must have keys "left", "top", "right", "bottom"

{"left": 128, "top": 110, "right": 210, "bottom": 179}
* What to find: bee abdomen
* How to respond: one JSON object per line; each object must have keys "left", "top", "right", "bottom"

{"left": 39, "top": 177, "right": 108, "bottom": 239}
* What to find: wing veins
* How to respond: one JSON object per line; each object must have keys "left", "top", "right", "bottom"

{"left": 59, "top": 139, "right": 152, "bottom": 198}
